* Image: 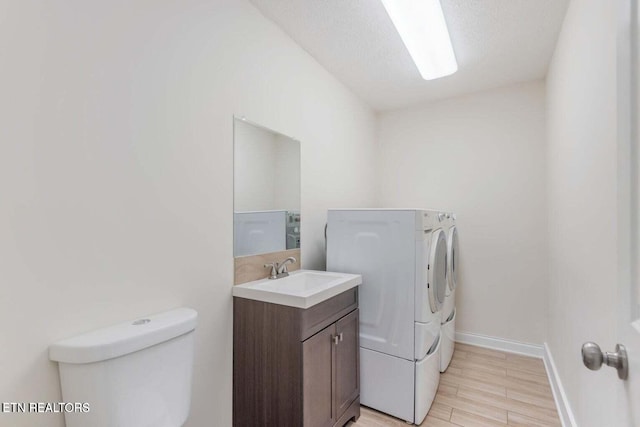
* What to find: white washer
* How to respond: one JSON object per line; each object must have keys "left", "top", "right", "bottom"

{"left": 440, "top": 213, "right": 459, "bottom": 372}
{"left": 233, "top": 210, "right": 286, "bottom": 257}
{"left": 327, "top": 209, "right": 447, "bottom": 424}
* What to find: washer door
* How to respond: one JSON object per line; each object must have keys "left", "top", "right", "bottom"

{"left": 447, "top": 225, "right": 459, "bottom": 291}
{"left": 428, "top": 229, "right": 447, "bottom": 313}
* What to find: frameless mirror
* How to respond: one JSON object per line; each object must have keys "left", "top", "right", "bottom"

{"left": 233, "top": 117, "right": 301, "bottom": 257}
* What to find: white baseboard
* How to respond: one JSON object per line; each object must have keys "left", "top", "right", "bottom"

{"left": 542, "top": 343, "right": 577, "bottom": 427}
{"left": 455, "top": 331, "right": 544, "bottom": 358}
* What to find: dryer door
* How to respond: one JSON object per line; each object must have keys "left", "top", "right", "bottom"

{"left": 447, "top": 225, "right": 459, "bottom": 291}
{"left": 428, "top": 229, "right": 447, "bottom": 314}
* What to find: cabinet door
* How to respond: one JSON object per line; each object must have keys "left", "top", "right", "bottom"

{"left": 303, "top": 323, "right": 336, "bottom": 427}
{"left": 335, "top": 309, "right": 359, "bottom": 419}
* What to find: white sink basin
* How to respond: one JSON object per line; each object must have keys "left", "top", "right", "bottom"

{"left": 232, "top": 270, "right": 362, "bottom": 309}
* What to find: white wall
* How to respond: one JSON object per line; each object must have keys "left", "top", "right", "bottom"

{"left": 546, "top": 0, "right": 618, "bottom": 425}
{"left": 0, "top": 1, "right": 377, "bottom": 426}
{"left": 377, "top": 81, "right": 548, "bottom": 345}
{"left": 234, "top": 121, "right": 301, "bottom": 213}
{"left": 234, "top": 120, "right": 278, "bottom": 211}
{"left": 273, "top": 134, "right": 301, "bottom": 211}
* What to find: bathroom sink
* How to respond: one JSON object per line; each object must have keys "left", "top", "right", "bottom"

{"left": 232, "top": 270, "right": 362, "bottom": 309}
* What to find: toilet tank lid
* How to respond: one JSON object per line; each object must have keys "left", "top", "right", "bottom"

{"left": 49, "top": 307, "right": 198, "bottom": 364}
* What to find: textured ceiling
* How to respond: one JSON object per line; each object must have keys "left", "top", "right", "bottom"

{"left": 249, "top": 0, "right": 569, "bottom": 111}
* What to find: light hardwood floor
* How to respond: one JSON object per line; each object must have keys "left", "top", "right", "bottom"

{"left": 348, "top": 343, "right": 561, "bottom": 427}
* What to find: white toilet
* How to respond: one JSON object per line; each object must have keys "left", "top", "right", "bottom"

{"left": 49, "top": 307, "right": 198, "bottom": 427}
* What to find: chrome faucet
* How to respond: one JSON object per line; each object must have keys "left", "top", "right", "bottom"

{"left": 277, "top": 257, "right": 296, "bottom": 275}
{"left": 264, "top": 257, "right": 297, "bottom": 280}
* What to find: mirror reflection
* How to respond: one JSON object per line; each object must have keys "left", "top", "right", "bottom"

{"left": 233, "top": 118, "right": 301, "bottom": 257}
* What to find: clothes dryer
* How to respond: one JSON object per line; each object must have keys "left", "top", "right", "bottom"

{"left": 327, "top": 209, "right": 447, "bottom": 424}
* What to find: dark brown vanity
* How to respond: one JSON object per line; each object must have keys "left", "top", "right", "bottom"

{"left": 233, "top": 287, "right": 360, "bottom": 427}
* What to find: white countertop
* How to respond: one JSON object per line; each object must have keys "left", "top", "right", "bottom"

{"left": 232, "top": 269, "right": 361, "bottom": 309}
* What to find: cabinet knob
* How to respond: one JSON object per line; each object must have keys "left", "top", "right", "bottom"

{"left": 339, "top": 333, "right": 344, "bottom": 342}
{"left": 333, "top": 335, "right": 339, "bottom": 345}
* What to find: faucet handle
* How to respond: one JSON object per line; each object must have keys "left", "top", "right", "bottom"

{"left": 264, "top": 263, "right": 278, "bottom": 279}
{"left": 277, "top": 257, "right": 297, "bottom": 275}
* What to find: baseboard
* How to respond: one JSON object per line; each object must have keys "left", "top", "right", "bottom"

{"left": 542, "top": 343, "right": 578, "bottom": 427}
{"left": 454, "top": 331, "right": 544, "bottom": 358}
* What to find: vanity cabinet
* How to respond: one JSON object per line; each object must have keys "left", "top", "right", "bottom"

{"left": 233, "top": 288, "right": 360, "bottom": 427}
{"left": 303, "top": 309, "right": 359, "bottom": 426}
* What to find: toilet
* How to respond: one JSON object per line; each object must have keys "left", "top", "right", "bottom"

{"left": 49, "top": 307, "right": 198, "bottom": 427}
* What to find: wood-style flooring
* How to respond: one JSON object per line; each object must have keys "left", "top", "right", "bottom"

{"left": 348, "top": 343, "right": 561, "bottom": 427}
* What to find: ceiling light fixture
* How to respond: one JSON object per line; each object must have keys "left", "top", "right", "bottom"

{"left": 380, "top": 0, "right": 458, "bottom": 80}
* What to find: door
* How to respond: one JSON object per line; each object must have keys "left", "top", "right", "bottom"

{"left": 428, "top": 229, "right": 447, "bottom": 314}
{"left": 447, "top": 225, "right": 459, "bottom": 292}
{"left": 335, "top": 309, "right": 359, "bottom": 419}
{"left": 616, "top": 0, "right": 640, "bottom": 424}
{"left": 303, "top": 324, "right": 336, "bottom": 427}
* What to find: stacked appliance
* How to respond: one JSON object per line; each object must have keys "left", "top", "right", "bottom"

{"left": 326, "top": 209, "right": 448, "bottom": 424}
{"left": 233, "top": 210, "right": 286, "bottom": 257}
{"left": 440, "top": 213, "right": 459, "bottom": 372}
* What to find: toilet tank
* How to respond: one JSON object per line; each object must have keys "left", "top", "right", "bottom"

{"left": 49, "top": 308, "right": 198, "bottom": 427}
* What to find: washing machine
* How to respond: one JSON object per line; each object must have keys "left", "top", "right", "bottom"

{"left": 440, "top": 213, "right": 459, "bottom": 372}
{"left": 326, "top": 209, "right": 448, "bottom": 425}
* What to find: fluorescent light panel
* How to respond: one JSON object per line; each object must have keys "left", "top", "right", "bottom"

{"left": 381, "top": 0, "right": 458, "bottom": 80}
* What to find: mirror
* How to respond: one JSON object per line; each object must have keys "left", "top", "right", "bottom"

{"left": 233, "top": 117, "right": 301, "bottom": 257}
